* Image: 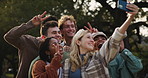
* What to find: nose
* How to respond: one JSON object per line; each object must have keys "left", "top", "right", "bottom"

{"left": 98, "top": 38, "right": 103, "bottom": 41}
{"left": 56, "top": 32, "right": 62, "bottom": 37}
{"left": 98, "top": 37, "right": 105, "bottom": 41}
{"left": 57, "top": 33, "right": 61, "bottom": 37}
{"left": 68, "top": 26, "right": 73, "bottom": 30}
{"left": 90, "top": 37, "right": 95, "bottom": 43}
{"left": 55, "top": 33, "right": 62, "bottom": 41}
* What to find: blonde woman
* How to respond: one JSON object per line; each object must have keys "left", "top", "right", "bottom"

{"left": 62, "top": 4, "right": 139, "bottom": 78}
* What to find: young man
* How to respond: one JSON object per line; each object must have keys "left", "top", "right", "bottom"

{"left": 58, "top": 15, "right": 77, "bottom": 46}
{"left": 3, "top": 11, "right": 62, "bottom": 78}
{"left": 92, "top": 32, "right": 143, "bottom": 78}
{"left": 58, "top": 15, "right": 77, "bottom": 61}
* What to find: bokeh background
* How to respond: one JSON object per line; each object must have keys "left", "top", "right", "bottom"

{"left": 0, "top": 0, "right": 147, "bottom": 78}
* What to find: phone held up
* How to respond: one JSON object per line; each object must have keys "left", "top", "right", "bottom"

{"left": 117, "top": 0, "right": 132, "bottom": 12}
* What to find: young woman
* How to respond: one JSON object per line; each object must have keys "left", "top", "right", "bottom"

{"left": 62, "top": 3, "right": 139, "bottom": 78}
{"left": 32, "top": 37, "right": 63, "bottom": 78}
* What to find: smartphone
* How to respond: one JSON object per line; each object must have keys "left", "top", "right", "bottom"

{"left": 117, "top": 0, "right": 132, "bottom": 12}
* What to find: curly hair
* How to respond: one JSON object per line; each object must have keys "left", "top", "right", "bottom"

{"left": 58, "top": 15, "right": 77, "bottom": 30}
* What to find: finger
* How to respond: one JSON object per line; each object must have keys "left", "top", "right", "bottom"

{"left": 41, "top": 16, "right": 50, "bottom": 21}
{"left": 95, "top": 28, "right": 99, "bottom": 32}
{"left": 127, "top": 4, "right": 138, "bottom": 9}
{"left": 93, "top": 28, "right": 97, "bottom": 33}
{"left": 40, "top": 11, "right": 47, "bottom": 18}
{"left": 126, "top": 4, "right": 139, "bottom": 11}
{"left": 87, "top": 22, "right": 93, "bottom": 30}
{"left": 84, "top": 26, "right": 91, "bottom": 32}
{"left": 59, "top": 45, "right": 63, "bottom": 54}
{"left": 36, "top": 15, "right": 42, "bottom": 22}
{"left": 52, "top": 44, "right": 58, "bottom": 52}
{"left": 54, "top": 53, "right": 62, "bottom": 59}
{"left": 32, "top": 16, "right": 38, "bottom": 21}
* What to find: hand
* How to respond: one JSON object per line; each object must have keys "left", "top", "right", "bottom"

{"left": 126, "top": 4, "right": 139, "bottom": 17}
{"left": 31, "top": 11, "right": 49, "bottom": 27}
{"left": 52, "top": 43, "right": 63, "bottom": 55}
{"left": 63, "top": 46, "right": 71, "bottom": 52}
{"left": 50, "top": 52, "right": 63, "bottom": 70}
{"left": 84, "top": 22, "right": 98, "bottom": 33}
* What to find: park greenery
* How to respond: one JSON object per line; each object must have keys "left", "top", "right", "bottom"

{"left": 0, "top": 0, "right": 147, "bottom": 78}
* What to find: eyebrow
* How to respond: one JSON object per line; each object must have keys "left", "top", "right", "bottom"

{"left": 52, "top": 31, "right": 60, "bottom": 33}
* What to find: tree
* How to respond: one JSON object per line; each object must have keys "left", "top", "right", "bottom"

{"left": 0, "top": 0, "right": 147, "bottom": 77}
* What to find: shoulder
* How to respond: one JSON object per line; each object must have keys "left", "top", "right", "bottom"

{"left": 34, "top": 60, "right": 46, "bottom": 64}
{"left": 33, "top": 60, "right": 46, "bottom": 68}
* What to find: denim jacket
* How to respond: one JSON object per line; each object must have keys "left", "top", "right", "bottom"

{"left": 108, "top": 49, "right": 143, "bottom": 78}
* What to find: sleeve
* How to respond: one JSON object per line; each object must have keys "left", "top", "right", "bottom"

{"left": 120, "top": 49, "right": 143, "bottom": 73}
{"left": 98, "top": 28, "right": 127, "bottom": 64}
{"left": 32, "top": 60, "right": 58, "bottom": 78}
{"left": 3, "top": 21, "right": 35, "bottom": 48}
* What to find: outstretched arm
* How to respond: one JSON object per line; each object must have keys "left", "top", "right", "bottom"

{"left": 99, "top": 4, "right": 139, "bottom": 63}
{"left": 119, "top": 4, "right": 139, "bottom": 34}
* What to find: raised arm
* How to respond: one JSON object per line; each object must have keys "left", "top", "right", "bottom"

{"left": 4, "top": 11, "right": 48, "bottom": 47}
{"left": 98, "top": 4, "right": 139, "bottom": 64}
{"left": 119, "top": 4, "right": 139, "bottom": 34}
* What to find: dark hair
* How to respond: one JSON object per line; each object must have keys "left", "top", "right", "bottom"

{"left": 40, "top": 21, "right": 58, "bottom": 36}
{"left": 42, "top": 16, "right": 58, "bottom": 25}
{"left": 39, "top": 37, "right": 54, "bottom": 62}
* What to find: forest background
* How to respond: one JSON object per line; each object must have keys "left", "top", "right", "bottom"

{"left": 0, "top": 0, "right": 147, "bottom": 78}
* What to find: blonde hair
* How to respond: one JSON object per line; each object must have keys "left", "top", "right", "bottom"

{"left": 58, "top": 15, "right": 77, "bottom": 30}
{"left": 70, "top": 29, "right": 93, "bottom": 72}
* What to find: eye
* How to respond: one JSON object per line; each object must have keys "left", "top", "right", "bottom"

{"left": 71, "top": 25, "right": 75, "bottom": 28}
{"left": 52, "top": 31, "right": 57, "bottom": 34}
{"left": 63, "top": 25, "right": 69, "bottom": 28}
{"left": 53, "top": 42, "right": 58, "bottom": 45}
{"left": 102, "top": 38, "right": 106, "bottom": 40}
{"left": 58, "top": 31, "right": 61, "bottom": 34}
{"left": 101, "top": 37, "right": 106, "bottom": 40}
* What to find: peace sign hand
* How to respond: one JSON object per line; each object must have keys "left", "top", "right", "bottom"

{"left": 31, "top": 11, "right": 49, "bottom": 27}
{"left": 84, "top": 22, "right": 98, "bottom": 33}
{"left": 52, "top": 43, "right": 63, "bottom": 56}
{"left": 50, "top": 44, "right": 63, "bottom": 69}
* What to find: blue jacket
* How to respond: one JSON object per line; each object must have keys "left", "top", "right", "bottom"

{"left": 108, "top": 49, "right": 143, "bottom": 78}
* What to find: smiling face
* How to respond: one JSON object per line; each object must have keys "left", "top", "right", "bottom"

{"left": 45, "top": 38, "right": 59, "bottom": 56}
{"left": 61, "top": 20, "right": 76, "bottom": 38}
{"left": 93, "top": 35, "right": 107, "bottom": 50}
{"left": 77, "top": 33, "right": 95, "bottom": 54}
{"left": 47, "top": 27, "right": 62, "bottom": 42}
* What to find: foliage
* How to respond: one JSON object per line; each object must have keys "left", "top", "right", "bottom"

{"left": 0, "top": 0, "right": 147, "bottom": 77}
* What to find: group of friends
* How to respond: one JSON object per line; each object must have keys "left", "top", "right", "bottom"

{"left": 4, "top": 3, "right": 143, "bottom": 78}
